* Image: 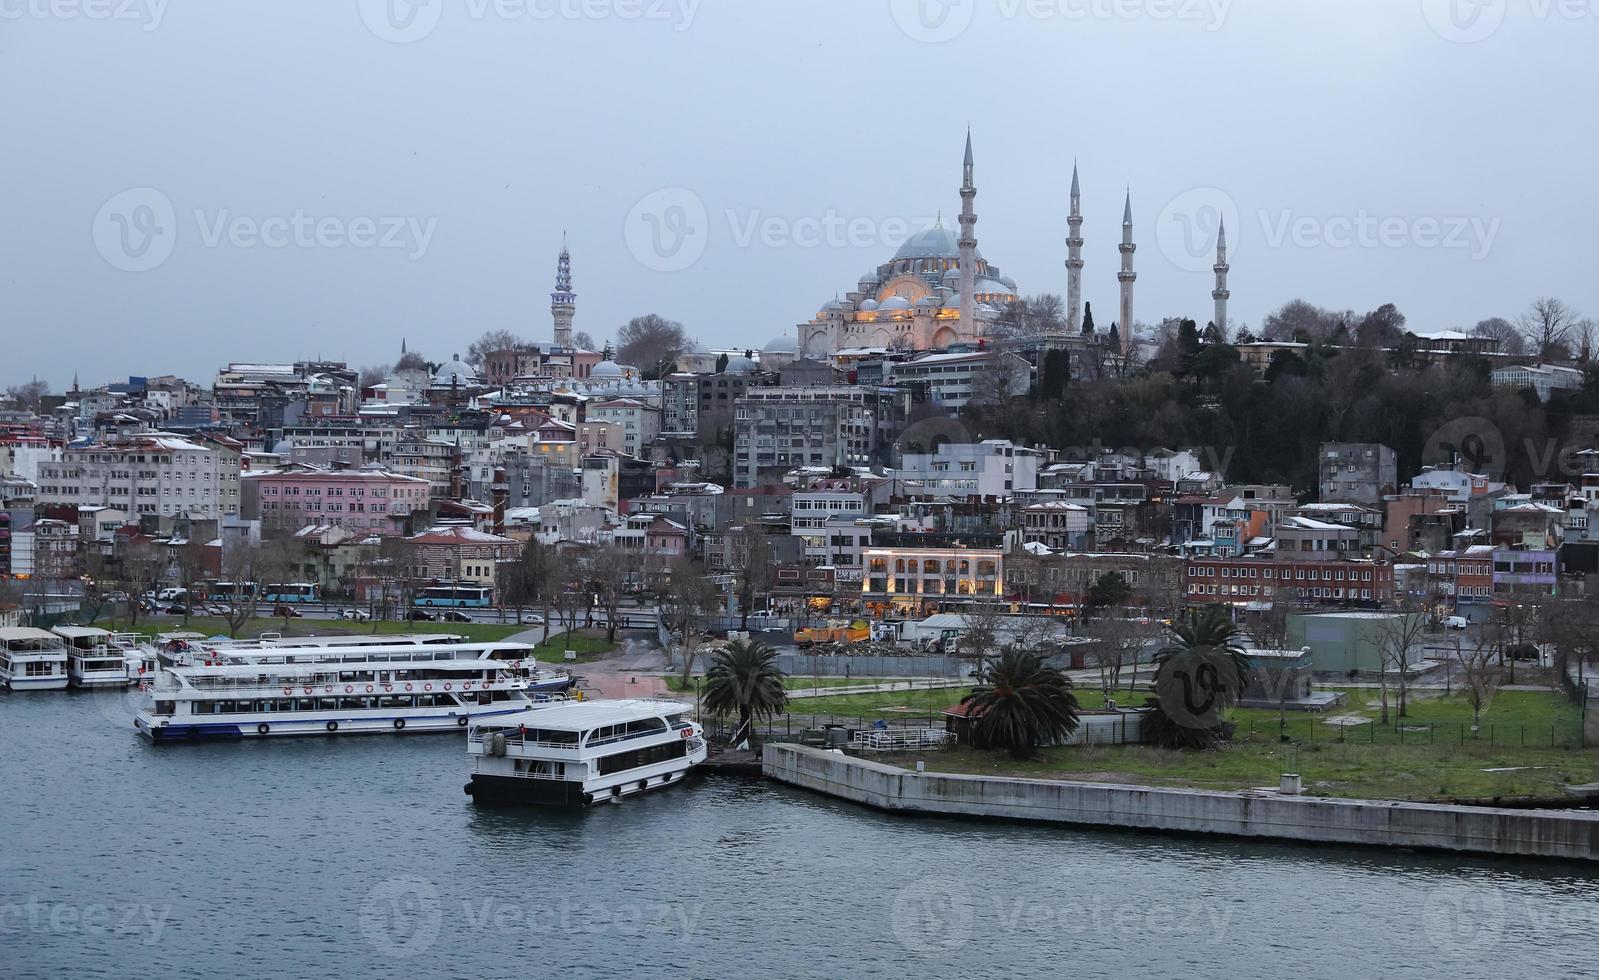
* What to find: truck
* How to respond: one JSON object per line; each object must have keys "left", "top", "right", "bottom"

{"left": 794, "top": 619, "right": 872, "bottom": 648}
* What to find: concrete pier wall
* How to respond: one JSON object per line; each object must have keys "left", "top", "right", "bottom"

{"left": 763, "top": 744, "right": 1599, "bottom": 861}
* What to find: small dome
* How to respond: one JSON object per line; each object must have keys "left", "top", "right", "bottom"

{"left": 915, "top": 295, "right": 940, "bottom": 309}
{"left": 858, "top": 299, "right": 880, "bottom": 312}
{"left": 723, "top": 355, "right": 759, "bottom": 375}
{"left": 591, "top": 360, "right": 625, "bottom": 378}
{"left": 894, "top": 226, "right": 961, "bottom": 261}
{"left": 763, "top": 335, "right": 798, "bottom": 352}
{"left": 879, "top": 295, "right": 912, "bottom": 311}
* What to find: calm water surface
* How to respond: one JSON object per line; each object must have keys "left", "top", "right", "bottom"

{"left": 3, "top": 690, "right": 1598, "bottom": 979}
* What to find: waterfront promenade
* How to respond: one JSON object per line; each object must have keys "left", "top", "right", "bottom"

{"left": 764, "top": 743, "right": 1599, "bottom": 861}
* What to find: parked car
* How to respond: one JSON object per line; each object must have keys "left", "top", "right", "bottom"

{"left": 272, "top": 605, "right": 304, "bottom": 619}
{"left": 406, "top": 610, "right": 436, "bottom": 622}
{"left": 441, "top": 611, "right": 472, "bottom": 623}
{"left": 103, "top": 591, "right": 129, "bottom": 604}
{"left": 166, "top": 603, "right": 191, "bottom": 615}
{"left": 339, "top": 609, "right": 372, "bottom": 623}
{"left": 519, "top": 613, "right": 545, "bottom": 626}
{"left": 158, "top": 588, "right": 188, "bottom": 602}
{"left": 206, "top": 603, "right": 234, "bottom": 616}
{"left": 1445, "top": 616, "right": 1469, "bottom": 630}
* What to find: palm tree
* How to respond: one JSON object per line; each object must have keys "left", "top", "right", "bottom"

{"left": 701, "top": 639, "right": 789, "bottom": 748}
{"left": 1145, "top": 605, "right": 1253, "bottom": 750}
{"left": 960, "top": 649, "right": 1081, "bottom": 759}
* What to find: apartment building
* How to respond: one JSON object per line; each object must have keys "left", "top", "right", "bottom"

{"left": 35, "top": 435, "right": 239, "bottom": 520}
{"left": 244, "top": 465, "right": 430, "bottom": 535}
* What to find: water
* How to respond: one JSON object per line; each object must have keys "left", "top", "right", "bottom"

{"left": 4, "top": 690, "right": 1598, "bottom": 980}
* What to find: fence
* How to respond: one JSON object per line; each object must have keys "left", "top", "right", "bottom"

{"left": 773, "top": 653, "right": 971, "bottom": 678}
{"left": 1231, "top": 716, "right": 1582, "bottom": 750}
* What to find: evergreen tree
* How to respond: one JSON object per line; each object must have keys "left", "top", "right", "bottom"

{"left": 1082, "top": 302, "right": 1096, "bottom": 336}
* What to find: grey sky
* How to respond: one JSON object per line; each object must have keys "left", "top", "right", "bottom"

{"left": 3, "top": 0, "right": 1593, "bottom": 388}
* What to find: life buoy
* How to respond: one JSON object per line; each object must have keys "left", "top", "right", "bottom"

{"left": 324, "top": 685, "right": 333, "bottom": 694}
{"left": 303, "top": 686, "right": 313, "bottom": 695}
{"left": 443, "top": 683, "right": 452, "bottom": 691}
{"left": 383, "top": 684, "right": 393, "bottom": 693}
{"left": 510, "top": 661, "right": 522, "bottom": 670}
{"left": 345, "top": 685, "right": 354, "bottom": 694}
{"left": 463, "top": 682, "right": 474, "bottom": 691}
{"left": 326, "top": 721, "right": 338, "bottom": 733}
{"left": 366, "top": 685, "right": 374, "bottom": 693}
{"left": 680, "top": 728, "right": 690, "bottom": 740}
{"left": 404, "top": 683, "right": 413, "bottom": 692}
{"left": 393, "top": 719, "right": 406, "bottom": 731}
{"left": 282, "top": 688, "right": 292, "bottom": 696}
{"left": 423, "top": 683, "right": 432, "bottom": 692}
{"left": 257, "top": 723, "right": 270, "bottom": 735}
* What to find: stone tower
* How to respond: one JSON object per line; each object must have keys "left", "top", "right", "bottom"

{"left": 958, "top": 131, "right": 977, "bottom": 338}
{"left": 1117, "top": 189, "right": 1137, "bottom": 356}
{"left": 1066, "top": 162, "right": 1084, "bottom": 334}
{"left": 1212, "top": 219, "right": 1230, "bottom": 337}
{"left": 551, "top": 235, "right": 575, "bottom": 348}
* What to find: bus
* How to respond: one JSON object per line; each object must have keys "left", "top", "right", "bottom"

{"left": 414, "top": 585, "right": 493, "bottom": 609}
{"left": 262, "top": 583, "right": 320, "bottom": 604}
{"left": 210, "top": 581, "right": 258, "bottom": 603}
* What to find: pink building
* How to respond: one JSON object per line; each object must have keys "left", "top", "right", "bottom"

{"left": 246, "top": 465, "right": 429, "bottom": 535}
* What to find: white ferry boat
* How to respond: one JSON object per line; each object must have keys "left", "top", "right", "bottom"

{"left": 134, "top": 639, "right": 573, "bottom": 742}
{"left": 53, "top": 626, "right": 140, "bottom": 688}
{"left": 465, "top": 700, "right": 707, "bottom": 807}
{"left": 0, "top": 627, "right": 70, "bottom": 691}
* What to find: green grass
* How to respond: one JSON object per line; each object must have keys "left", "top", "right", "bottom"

{"left": 1227, "top": 689, "right": 1584, "bottom": 748}
{"left": 667, "top": 675, "right": 880, "bottom": 694}
{"left": 525, "top": 630, "right": 615, "bottom": 664}
{"left": 899, "top": 740, "right": 1599, "bottom": 803}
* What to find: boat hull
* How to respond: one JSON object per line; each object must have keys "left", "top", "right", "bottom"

{"left": 135, "top": 706, "right": 531, "bottom": 742}
{"left": 2, "top": 677, "right": 69, "bottom": 691}
{"left": 467, "top": 752, "right": 706, "bottom": 808}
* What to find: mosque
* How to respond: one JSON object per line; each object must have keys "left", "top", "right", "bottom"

{"left": 795, "top": 134, "right": 1230, "bottom": 360}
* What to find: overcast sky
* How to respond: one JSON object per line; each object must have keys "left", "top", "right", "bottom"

{"left": 2, "top": 0, "right": 1593, "bottom": 388}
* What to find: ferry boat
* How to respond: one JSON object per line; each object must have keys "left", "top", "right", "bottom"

{"left": 465, "top": 700, "right": 707, "bottom": 807}
{"left": 53, "top": 626, "right": 140, "bottom": 688}
{"left": 0, "top": 627, "right": 70, "bottom": 691}
{"left": 134, "top": 638, "right": 573, "bottom": 742}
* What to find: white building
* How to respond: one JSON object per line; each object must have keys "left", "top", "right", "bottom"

{"left": 585, "top": 398, "right": 661, "bottom": 458}
{"left": 895, "top": 439, "right": 1041, "bottom": 498}
{"left": 886, "top": 350, "right": 1034, "bottom": 408}
{"left": 791, "top": 489, "right": 866, "bottom": 564}
{"left": 35, "top": 435, "right": 239, "bottom": 519}
{"left": 1491, "top": 363, "right": 1584, "bottom": 402}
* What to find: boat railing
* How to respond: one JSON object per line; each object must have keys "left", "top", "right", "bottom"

{"left": 468, "top": 731, "right": 582, "bottom": 752}
{"left": 471, "top": 761, "right": 570, "bottom": 781}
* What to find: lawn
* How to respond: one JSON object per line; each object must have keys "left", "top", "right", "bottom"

{"left": 898, "top": 740, "right": 1599, "bottom": 804}
{"left": 666, "top": 675, "right": 877, "bottom": 694}
{"left": 526, "top": 630, "right": 616, "bottom": 664}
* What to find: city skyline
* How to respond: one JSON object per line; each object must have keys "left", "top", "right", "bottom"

{"left": 5, "top": 1, "right": 1595, "bottom": 386}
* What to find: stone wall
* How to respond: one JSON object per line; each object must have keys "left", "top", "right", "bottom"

{"left": 763, "top": 744, "right": 1599, "bottom": 861}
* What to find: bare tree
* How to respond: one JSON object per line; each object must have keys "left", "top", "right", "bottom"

{"left": 358, "top": 364, "right": 390, "bottom": 388}
{"left": 172, "top": 538, "right": 211, "bottom": 627}
{"left": 1518, "top": 297, "right": 1582, "bottom": 360}
{"left": 1085, "top": 614, "right": 1157, "bottom": 694}
{"left": 118, "top": 540, "right": 164, "bottom": 629}
{"left": 1374, "top": 608, "right": 1429, "bottom": 724}
{"left": 615, "top": 314, "right": 691, "bottom": 377}
{"left": 465, "top": 329, "right": 523, "bottom": 367}
{"left": 218, "top": 546, "right": 262, "bottom": 637}
{"left": 1472, "top": 317, "right": 1525, "bottom": 357}
{"left": 4, "top": 378, "right": 49, "bottom": 413}
{"left": 958, "top": 600, "right": 1008, "bottom": 675}
{"left": 733, "top": 524, "right": 774, "bottom": 630}
{"left": 663, "top": 556, "right": 719, "bottom": 686}
{"left": 573, "top": 331, "right": 596, "bottom": 352}
{"left": 1451, "top": 633, "right": 1502, "bottom": 731}
{"left": 585, "top": 544, "right": 630, "bottom": 644}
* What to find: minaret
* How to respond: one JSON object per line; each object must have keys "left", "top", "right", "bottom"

{"left": 551, "top": 234, "right": 576, "bottom": 348}
{"left": 957, "top": 130, "right": 978, "bottom": 340}
{"left": 1065, "top": 162, "right": 1084, "bottom": 334}
{"left": 1117, "top": 189, "right": 1137, "bottom": 356}
{"left": 1211, "top": 219, "right": 1230, "bottom": 337}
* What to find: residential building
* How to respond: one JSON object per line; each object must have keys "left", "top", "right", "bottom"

{"left": 243, "top": 465, "right": 430, "bottom": 535}
{"left": 886, "top": 349, "right": 1033, "bottom": 408}
{"left": 1019, "top": 501, "right": 1091, "bottom": 552}
{"left": 586, "top": 398, "right": 660, "bottom": 458}
{"left": 895, "top": 440, "right": 1041, "bottom": 498}
{"left": 35, "top": 435, "right": 239, "bottom": 520}
{"left": 733, "top": 386, "right": 908, "bottom": 489}
{"left": 1318, "top": 442, "right": 1398, "bottom": 505}
{"left": 1492, "top": 363, "right": 1585, "bottom": 402}
{"left": 861, "top": 546, "right": 1005, "bottom": 617}
{"left": 1185, "top": 557, "right": 1394, "bottom": 607}
{"left": 406, "top": 526, "right": 521, "bottom": 584}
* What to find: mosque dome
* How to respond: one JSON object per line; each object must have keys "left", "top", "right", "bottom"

{"left": 591, "top": 360, "right": 625, "bottom": 378}
{"left": 915, "top": 295, "right": 941, "bottom": 309}
{"left": 858, "top": 299, "right": 880, "bottom": 312}
{"left": 893, "top": 226, "right": 960, "bottom": 261}
{"left": 763, "top": 335, "right": 798, "bottom": 352}
{"left": 723, "top": 355, "right": 759, "bottom": 375}
{"left": 433, "top": 355, "right": 478, "bottom": 386}
{"left": 879, "top": 296, "right": 912, "bottom": 312}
